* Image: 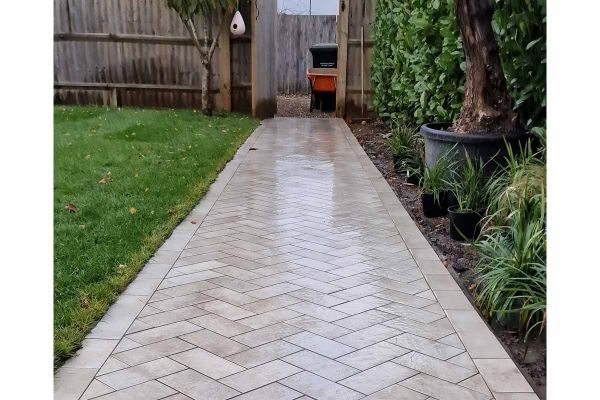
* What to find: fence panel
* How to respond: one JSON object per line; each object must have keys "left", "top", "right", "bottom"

{"left": 53, "top": 0, "right": 252, "bottom": 111}
{"left": 276, "top": 14, "right": 337, "bottom": 95}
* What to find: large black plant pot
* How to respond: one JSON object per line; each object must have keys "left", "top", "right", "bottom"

{"left": 421, "top": 192, "right": 448, "bottom": 218}
{"left": 420, "top": 123, "right": 528, "bottom": 175}
{"left": 447, "top": 191, "right": 458, "bottom": 209}
{"left": 448, "top": 206, "right": 482, "bottom": 241}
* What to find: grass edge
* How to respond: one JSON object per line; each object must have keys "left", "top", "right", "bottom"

{"left": 54, "top": 123, "right": 256, "bottom": 368}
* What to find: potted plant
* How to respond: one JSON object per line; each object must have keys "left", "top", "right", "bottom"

{"left": 404, "top": 153, "right": 424, "bottom": 186}
{"left": 420, "top": 0, "right": 528, "bottom": 172}
{"left": 386, "top": 123, "right": 414, "bottom": 171}
{"left": 421, "top": 153, "right": 453, "bottom": 218}
{"left": 404, "top": 134, "right": 425, "bottom": 186}
{"left": 386, "top": 123, "right": 424, "bottom": 185}
{"left": 447, "top": 154, "right": 486, "bottom": 241}
{"left": 386, "top": 133, "right": 408, "bottom": 174}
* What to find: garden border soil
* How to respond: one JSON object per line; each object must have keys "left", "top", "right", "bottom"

{"left": 348, "top": 119, "right": 546, "bottom": 399}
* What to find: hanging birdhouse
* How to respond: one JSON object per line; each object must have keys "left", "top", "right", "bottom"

{"left": 230, "top": 10, "right": 246, "bottom": 36}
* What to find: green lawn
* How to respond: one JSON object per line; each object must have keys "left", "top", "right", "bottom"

{"left": 54, "top": 106, "right": 258, "bottom": 366}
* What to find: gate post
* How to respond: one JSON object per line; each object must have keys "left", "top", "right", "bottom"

{"left": 336, "top": 0, "right": 349, "bottom": 118}
{"left": 251, "top": 0, "right": 278, "bottom": 119}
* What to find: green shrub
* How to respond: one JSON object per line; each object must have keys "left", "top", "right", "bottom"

{"left": 474, "top": 192, "right": 546, "bottom": 340}
{"left": 385, "top": 122, "right": 417, "bottom": 156}
{"left": 385, "top": 122, "right": 424, "bottom": 178}
{"left": 447, "top": 155, "right": 486, "bottom": 213}
{"left": 475, "top": 132, "right": 546, "bottom": 340}
{"left": 485, "top": 133, "right": 546, "bottom": 222}
{"left": 372, "top": 0, "right": 546, "bottom": 128}
{"left": 422, "top": 151, "right": 454, "bottom": 204}
{"left": 403, "top": 141, "right": 425, "bottom": 180}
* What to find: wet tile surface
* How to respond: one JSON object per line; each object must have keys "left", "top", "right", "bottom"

{"left": 54, "top": 118, "right": 536, "bottom": 399}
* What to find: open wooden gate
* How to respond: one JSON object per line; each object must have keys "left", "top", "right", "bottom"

{"left": 336, "top": 0, "right": 376, "bottom": 119}
{"left": 250, "top": 0, "right": 377, "bottom": 120}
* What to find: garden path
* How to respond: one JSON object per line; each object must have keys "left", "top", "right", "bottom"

{"left": 55, "top": 118, "right": 538, "bottom": 400}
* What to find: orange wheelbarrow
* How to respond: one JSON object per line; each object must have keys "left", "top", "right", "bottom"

{"left": 306, "top": 68, "right": 337, "bottom": 112}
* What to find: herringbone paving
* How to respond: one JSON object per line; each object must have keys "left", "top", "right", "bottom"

{"left": 55, "top": 118, "right": 538, "bottom": 400}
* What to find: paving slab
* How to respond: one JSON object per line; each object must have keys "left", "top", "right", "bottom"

{"left": 339, "top": 361, "right": 419, "bottom": 395}
{"left": 280, "top": 371, "right": 364, "bottom": 400}
{"left": 282, "top": 350, "right": 360, "bottom": 381}
{"left": 54, "top": 118, "right": 537, "bottom": 400}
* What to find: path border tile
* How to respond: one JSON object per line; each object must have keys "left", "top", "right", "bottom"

{"left": 55, "top": 119, "right": 539, "bottom": 400}
{"left": 336, "top": 119, "right": 537, "bottom": 399}
{"left": 54, "top": 122, "right": 266, "bottom": 400}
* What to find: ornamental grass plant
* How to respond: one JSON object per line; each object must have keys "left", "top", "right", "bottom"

{"left": 474, "top": 130, "right": 546, "bottom": 341}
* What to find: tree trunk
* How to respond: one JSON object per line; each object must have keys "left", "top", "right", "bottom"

{"left": 201, "top": 60, "right": 212, "bottom": 116}
{"left": 453, "top": 0, "right": 518, "bottom": 135}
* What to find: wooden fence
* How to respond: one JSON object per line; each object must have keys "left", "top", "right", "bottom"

{"left": 53, "top": 0, "right": 373, "bottom": 119}
{"left": 337, "top": 0, "right": 376, "bottom": 119}
{"left": 276, "top": 14, "right": 337, "bottom": 94}
{"left": 53, "top": 0, "right": 253, "bottom": 112}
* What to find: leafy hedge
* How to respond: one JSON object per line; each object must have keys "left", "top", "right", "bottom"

{"left": 372, "top": 0, "right": 546, "bottom": 128}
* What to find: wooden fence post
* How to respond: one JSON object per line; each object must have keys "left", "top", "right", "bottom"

{"left": 251, "top": 0, "right": 278, "bottom": 119}
{"left": 336, "top": 0, "right": 349, "bottom": 118}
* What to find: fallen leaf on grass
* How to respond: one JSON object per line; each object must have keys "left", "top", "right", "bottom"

{"left": 468, "top": 283, "right": 476, "bottom": 292}
{"left": 65, "top": 203, "right": 79, "bottom": 213}
{"left": 80, "top": 295, "right": 90, "bottom": 308}
{"left": 99, "top": 171, "right": 112, "bottom": 184}
{"left": 129, "top": 207, "right": 137, "bottom": 215}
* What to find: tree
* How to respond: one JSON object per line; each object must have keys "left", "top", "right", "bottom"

{"left": 453, "top": 0, "right": 518, "bottom": 135}
{"left": 166, "top": 0, "right": 236, "bottom": 115}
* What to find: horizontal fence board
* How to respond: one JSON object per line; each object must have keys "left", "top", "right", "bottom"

{"left": 54, "top": 32, "right": 251, "bottom": 44}
{"left": 54, "top": 82, "right": 229, "bottom": 91}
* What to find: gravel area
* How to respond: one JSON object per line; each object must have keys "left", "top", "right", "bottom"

{"left": 276, "top": 94, "right": 335, "bottom": 118}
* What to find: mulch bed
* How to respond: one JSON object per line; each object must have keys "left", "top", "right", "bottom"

{"left": 348, "top": 119, "right": 546, "bottom": 398}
